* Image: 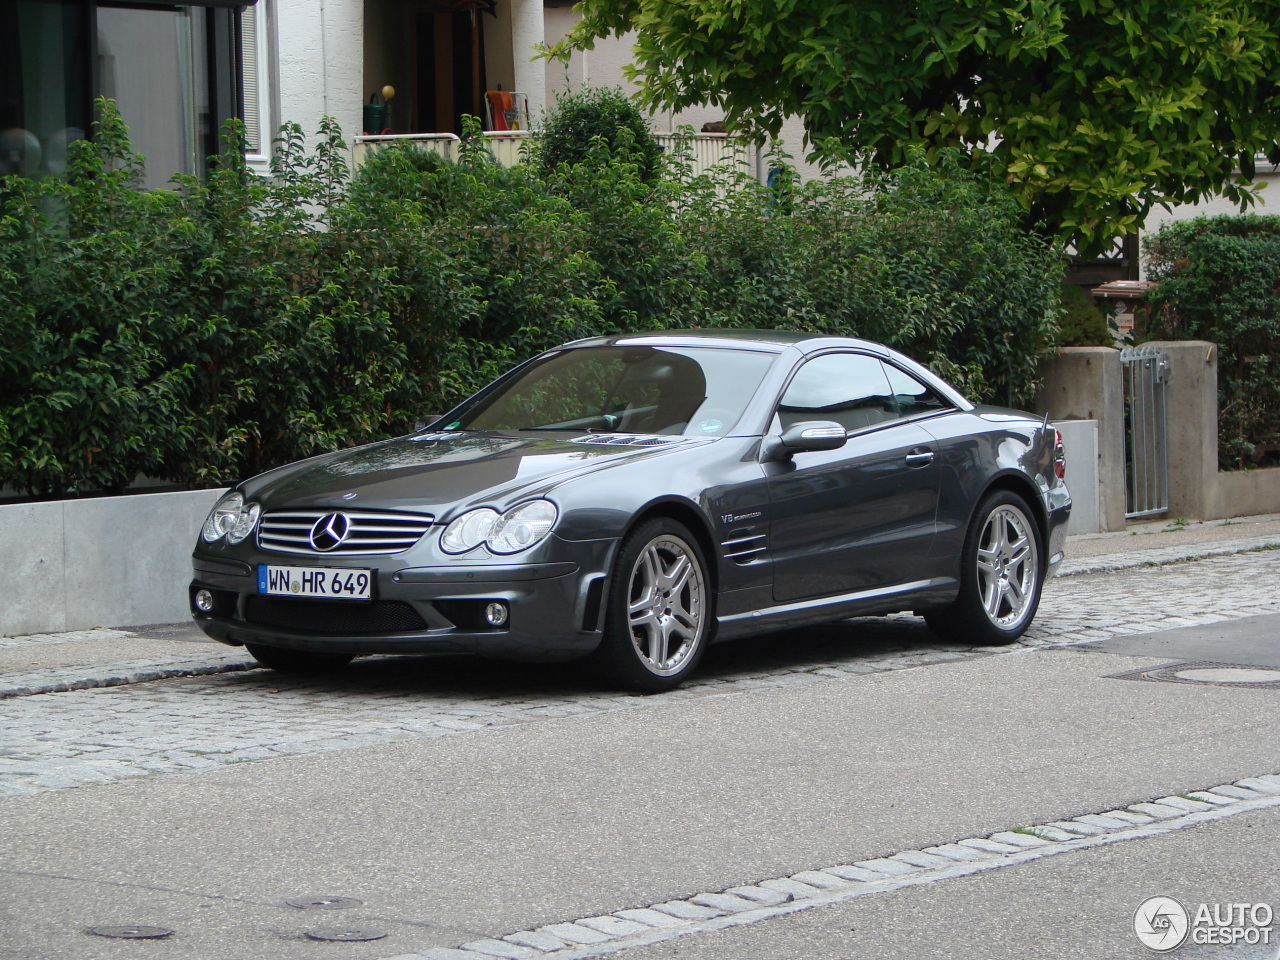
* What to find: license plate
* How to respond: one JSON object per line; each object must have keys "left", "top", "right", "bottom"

{"left": 257, "top": 564, "right": 373, "bottom": 601}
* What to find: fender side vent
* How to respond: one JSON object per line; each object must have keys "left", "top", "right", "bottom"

{"left": 722, "top": 531, "right": 767, "bottom": 564}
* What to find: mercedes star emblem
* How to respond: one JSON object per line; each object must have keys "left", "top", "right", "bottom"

{"left": 309, "top": 513, "right": 351, "bottom": 551}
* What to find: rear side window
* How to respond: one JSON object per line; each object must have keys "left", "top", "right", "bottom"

{"left": 882, "top": 363, "right": 951, "bottom": 418}
{"left": 778, "top": 354, "right": 897, "bottom": 433}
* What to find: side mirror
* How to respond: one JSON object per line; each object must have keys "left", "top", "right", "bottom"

{"left": 768, "top": 420, "right": 847, "bottom": 459}
{"left": 413, "top": 416, "right": 442, "bottom": 431}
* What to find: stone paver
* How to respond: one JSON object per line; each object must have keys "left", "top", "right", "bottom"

{"left": 613, "top": 909, "right": 687, "bottom": 929}
{"left": 757, "top": 878, "right": 822, "bottom": 899}
{"left": 650, "top": 900, "right": 724, "bottom": 920}
{"left": 459, "top": 939, "right": 540, "bottom": 959}
{"left": 502, "top": 931, "right": 567, "bottom": 951}
{"left": 1128, "top": 802, "right": 1189, "bottom": 819}
{"left": 724, "top": 885, "right": 791, "bottom": 905}
{"left": 789, "top": 870, "right": 851, "bottom": 890}
{"left": 537, "top": 922, "right": 613, "bottom": 945}
{"left": 890, "top": 850, "right": 955, "bottom": 868}
{"left": 689, "top": 892, "right": 759, "bottom": 913}
{"left": 921, "top": 843, "right": 991, "bottom": 863}
{"left": 824, "top": 864, "right": 891, "bottom": 880}
{"left": 957, "top": 838, "right": 1022, "bottom": 854}
{"left": 576, "top": 916, "right": 651, "bottom": 937}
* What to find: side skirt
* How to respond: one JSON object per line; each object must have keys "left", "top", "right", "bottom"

{"left": 715, "top": 577, "right": 958, "bottom": 641}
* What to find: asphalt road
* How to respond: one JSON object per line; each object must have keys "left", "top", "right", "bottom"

{"left": 1, "top": 537, "right": 1278, "bottom": 960}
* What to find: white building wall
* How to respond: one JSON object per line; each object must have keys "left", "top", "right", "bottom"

{"left": 275, "top": 0, "right": 364, "bottom": 142}
{"left": 1145, "top": 170, "right": 1280, "bottom": 229}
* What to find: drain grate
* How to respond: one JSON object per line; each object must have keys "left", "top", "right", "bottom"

{"left": 1109, "top": 661, "right": 1280, "bottom": 689}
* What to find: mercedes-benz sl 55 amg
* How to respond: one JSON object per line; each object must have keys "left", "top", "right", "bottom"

{"left": 190, "top": 331, "right": 1070, "bottom": 691}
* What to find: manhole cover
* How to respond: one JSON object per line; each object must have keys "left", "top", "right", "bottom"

{"left": 304, "top": 927, "right": 387, "bottom": 942}
{"left": 1172, "top": 667, "right": 1280, "bottom": 684}
{"left": 1110, "top": 661, "right": 1280, "bottom": 689}
{"left": 89, "top": 926, "right": 174, "bottom": 940}
{"left": 287, "top": 896, "right": 363, "bottom": 910}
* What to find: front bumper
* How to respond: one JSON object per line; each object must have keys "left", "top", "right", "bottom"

{"left": 189, "top": 539, "right": 614, "bottom": 663}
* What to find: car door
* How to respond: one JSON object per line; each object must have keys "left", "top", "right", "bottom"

{"left": 765, "top": 352, "right": 940, "bottom": 602}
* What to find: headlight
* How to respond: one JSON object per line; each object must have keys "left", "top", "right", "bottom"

{"left": 487, "top": 500, "right": 558, "bottom": 554}
{"left": 201, "top": 491, "right": 261, "bottom": 545}
{"left": 441, "top": 500, "right": 557, "bottom": 555}
{"left": 440, "top": 507, "right": 500, "bottom": 554}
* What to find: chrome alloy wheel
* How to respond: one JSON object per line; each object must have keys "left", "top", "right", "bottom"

{"left": 975, "top": 503, "right": 1040, "bottom": 629}
{"left": 626, "top": 534, "right": 706, "bottom": 677}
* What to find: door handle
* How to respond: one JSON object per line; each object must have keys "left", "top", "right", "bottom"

{"left": 905, "top": 449, "right": 935, "bottom": 468}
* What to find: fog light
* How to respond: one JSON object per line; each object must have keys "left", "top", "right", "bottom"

{"left": 484, "top": 602, "right": 508, "bottom": 627}
{"left": 194, "top": 589, "right": 215, "bottom": 613}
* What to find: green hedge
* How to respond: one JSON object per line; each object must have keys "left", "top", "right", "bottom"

{"left": 1145, "top": 215, "right": 1280, "bottom": 469}
{"left": 0, "top": 100, "right": 1064, "bottom": 498}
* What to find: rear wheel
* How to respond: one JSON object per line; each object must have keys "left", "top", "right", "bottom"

{"left": 591, "top": 518, "right": 712, "bottom": 693}
{"left": 245, "top": 644, "right": 355, "bottom": 673}
{"left": 925, "top": 490, "right": 1043, "bottom": 646}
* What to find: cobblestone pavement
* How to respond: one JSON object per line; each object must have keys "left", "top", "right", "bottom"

{"left": 2, "top": 548, "right": 1278, "bottom": 799}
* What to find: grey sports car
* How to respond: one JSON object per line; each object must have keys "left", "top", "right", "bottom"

{"left": 190, "top": 330, "right": 1070, "bottom": 691}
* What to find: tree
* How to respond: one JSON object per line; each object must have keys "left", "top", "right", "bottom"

{"left": 551, "top": 0, "right": 1280, "bottom": 254}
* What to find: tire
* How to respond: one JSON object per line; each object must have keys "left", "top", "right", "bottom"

{"left": 245, "top": 643, "right": 355, "bottom": 674}
{"left": 591, "top": 518, "right": 713, "bottom": 692}
{"left": 925, "top": 490, "right": 1044, "bottom": 646}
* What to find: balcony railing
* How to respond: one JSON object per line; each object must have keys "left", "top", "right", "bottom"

{"left": 351, "top": 131, "right": 760, "bottom": 183}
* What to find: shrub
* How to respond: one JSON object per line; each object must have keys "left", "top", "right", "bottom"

{"left": 669, "top": 148, "right": 1064, "bottom": 408}
{"left": 0, "top": 104, "right": 477, "bottom": 495}
{"left": 0, "top": 103, "right": 199, "bottom": 495}
{"left": 536, "top": 87, "right": 664, "bottom": 184}
{"left": 1, "top": 104, "right": 1063, "bottom": 497}
{"left": 1144, "top": 215, "right": 1280, "bottom": 469}
{"left": 1055, "top": 283, "right": 1113, "bottom": 347}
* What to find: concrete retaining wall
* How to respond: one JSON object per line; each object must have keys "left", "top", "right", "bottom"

{"left": 1054, "top": 420, "right": 1101, "bottom": 535}
{"left": 1038, "top": 342, "right": 1280, "bottom": 528}
{"left": 0, "top": 488, "right": 226, "bottom": 637}
{"left": 1038, "top": 348, "right": 1127, "bottom": 531}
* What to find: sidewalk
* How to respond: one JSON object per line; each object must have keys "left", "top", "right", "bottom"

{"left": 2, "top": 513, "right": 1278, "bottom": 699}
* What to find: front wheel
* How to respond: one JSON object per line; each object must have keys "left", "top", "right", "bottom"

{"left": 245, "top": 644, "right": 355, "bottom": 674}
{"left": 591, "top": 518, "right": 713, "bottom": 693}
{"left": 925, "top": 490, "right": 1043, "bottom": 646}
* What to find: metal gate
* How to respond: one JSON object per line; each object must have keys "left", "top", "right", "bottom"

{"left": 1121, "top": 345, "right": 1171, "bottom": 519}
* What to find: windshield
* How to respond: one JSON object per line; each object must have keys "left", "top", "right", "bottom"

{"left": 450, "top": 345, "right": 776, "bottom": 437}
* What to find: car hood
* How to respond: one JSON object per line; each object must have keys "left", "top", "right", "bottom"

{"left": 242, "top": 431, "right": 705, "bottom": 513}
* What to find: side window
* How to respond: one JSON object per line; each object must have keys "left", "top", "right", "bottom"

{"left": 882, "top": 364, "right": 951, "bottom": 418}
{"left": 778, "top": 354, "right": 898, "bottom": 433}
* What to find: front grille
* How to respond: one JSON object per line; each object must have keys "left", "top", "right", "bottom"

{"left": 245, "top": 596, "right": 428, "bottom": 634}
{"left": 257, "top": 509, "right": 434, "bottom": 556}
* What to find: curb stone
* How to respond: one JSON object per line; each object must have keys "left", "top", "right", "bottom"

{"left": 0, "top": 657, "right": 258, "bottom": 698}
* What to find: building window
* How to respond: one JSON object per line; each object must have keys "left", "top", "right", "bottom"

{"left": 0, "top": 0, "right": 249, "bottom": 186}
{"left": 0, "top": 1, "right": 90, "bottom": 179}
{"left": 239, "top": 0, "right": 273, "bottom": 167}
